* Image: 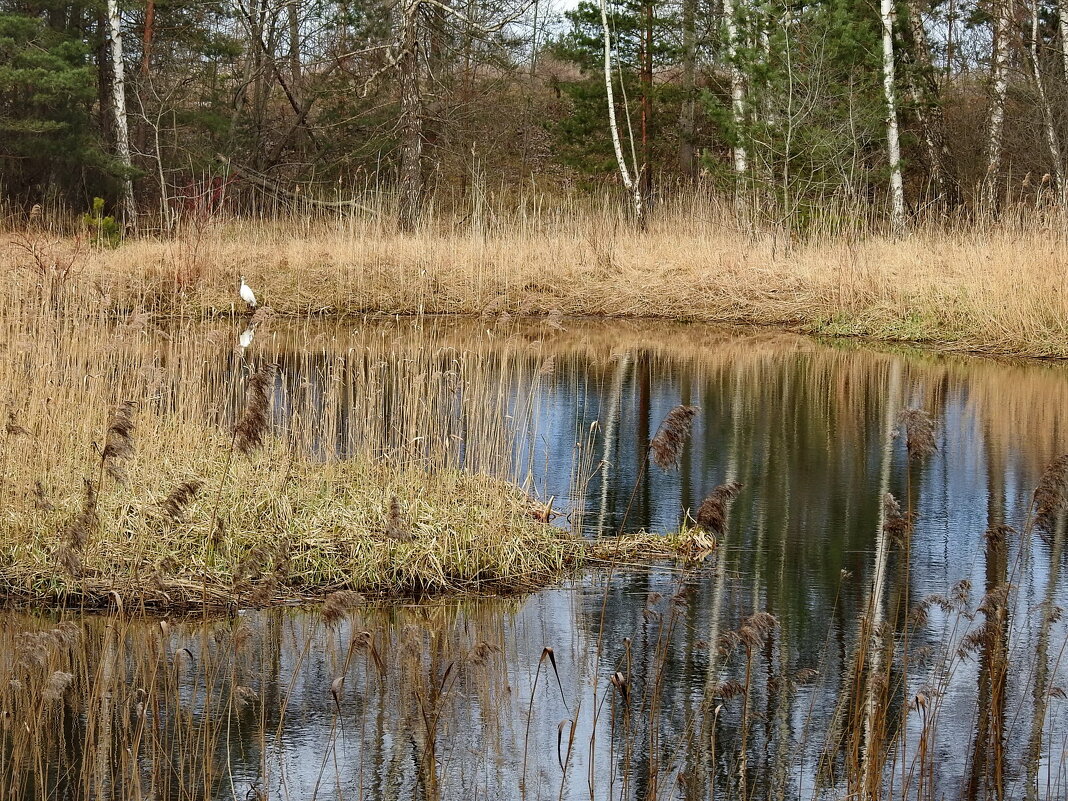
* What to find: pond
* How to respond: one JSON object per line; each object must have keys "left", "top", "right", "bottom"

{"left": 3, "top": 317, "right": 1068, "bottom": 800}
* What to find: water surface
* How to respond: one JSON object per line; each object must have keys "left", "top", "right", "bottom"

{"left": 5, "top": 318, "right": 1068, "bottom": 800}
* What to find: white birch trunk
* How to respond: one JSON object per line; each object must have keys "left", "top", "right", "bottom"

{"left": 881, "top": 0, "right": 906, "bottom": 229}
{"left": 599, "top": 0, "right": 644, "bottom": 224}
{"left": 723, "top": 0, "right": 748, "bottom": 175}
{"left": 1060, "top": 0, "right": 1068, "bottom": 82}
{"left": 986, "top": 0, "right": 1011, "bottom": 209}
{"left": 107, "top": 0, "right": 137, "bottom": 227}
{"left": 1031, "top": 0, "right": 1065, "bottom": 198}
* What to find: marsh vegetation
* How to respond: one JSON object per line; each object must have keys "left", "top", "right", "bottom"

{"left": 2, "top": 257, "right": 1068, "bottom": 797}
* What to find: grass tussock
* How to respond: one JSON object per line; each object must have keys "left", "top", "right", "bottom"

{"left": 0, "top": 432, "right": 575, "bottom": 609}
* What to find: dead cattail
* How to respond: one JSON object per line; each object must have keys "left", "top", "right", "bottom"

{"left": 896, "top": 408, "right": 936, "bottom": 461}
{"left": 650, "top": 405, "right": 699, "bottom": 470}
{"left": 234, "top": 364, "right": 275, "bottom": 455}
{"left": 102, "top": 400, "right": 137, "bottom": 483}
{"left": 321, "top": 590, "right": 363, "bottom": 624}
{"left": 695, "top": 481, "right": 742, "bottom": 536}
{"left": 608, "top": 671, "right": 629, "bottom": 705}
{"left": 159, "top": 480, "right": 204, "bottom": 521}
{"left": 1034, "top": 455, "right": 1068, "bottom": 541}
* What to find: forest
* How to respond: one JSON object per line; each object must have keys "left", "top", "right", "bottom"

{"left": 3, "top": 0, "right": 1066, "bottom": 231}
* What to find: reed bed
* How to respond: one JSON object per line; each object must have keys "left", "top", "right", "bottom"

{"left": 0, "top": 268, "right": 592, "bottom": 608}
{"left": 5, "top": 193, "right": 1068, "bottom": 357}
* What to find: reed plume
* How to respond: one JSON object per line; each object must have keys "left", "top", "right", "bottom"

{"left": 234, "top": 364, "right": 275, "bottom": 455}
{"left": 5, "top": 411, "right": 30, "bottom": 437}
{"left": 1033, "top": 454, "right": 1068, "bottom": 541}
{"left": 159, "top": 480, "right": 204, "bottom": 521}
{"left": 897, "top": 408, "right": 937, "bottom": 461}
{"left": 33, "top": 481, "right": 54, "bottom": 511}
{"left": 695, "top": 481, "right": 742, "bottom": 536}
{"left": 101, "top": 400, "right": 137, "bottom": 483}
{"left": 384, "top": 496, "right": 413, "bottom": 541}
{"left": 882, "top": 492, "right": 913, "bottom": 545}
{"left": 321, "top": 590, "right": 364, "bottom": 624}
{"left": 248, "top": 305, "right": 275, "bottom": 330}
{"left": 650, "top": 405, "right": 698, "bottom": 470}
{"left": 42, "top": 671, "right": 74, "bottom": 705}
{"left": 60, "top": 477, "right": 97, "bottom": 552}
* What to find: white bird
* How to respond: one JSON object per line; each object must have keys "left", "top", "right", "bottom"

{"left": 239, "top": 276, "right": 257, "bottom": 308}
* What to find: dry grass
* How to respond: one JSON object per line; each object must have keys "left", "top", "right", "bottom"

{"left": 0, "top": 434, "right": 576, "bottom": 609}
{"left": 6, "top": 195, "right": 1068, "bottom": 357}
{"left": 0, "top": 271, "right": 736, "bottom": 609}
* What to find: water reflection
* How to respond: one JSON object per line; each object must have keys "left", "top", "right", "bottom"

{"left": 4, "top": 318, "right": 1068, "bottom": 799}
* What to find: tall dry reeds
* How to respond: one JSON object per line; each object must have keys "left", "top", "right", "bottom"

{"left": 6, "top": 192, "right": 1068, "bottom": 357}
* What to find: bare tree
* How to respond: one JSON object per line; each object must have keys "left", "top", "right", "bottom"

{"left": 904, "top": 0, "right": 959, "bottom": 208}
{"left": 398, "top": 0, "right": 425, "bottom": 231}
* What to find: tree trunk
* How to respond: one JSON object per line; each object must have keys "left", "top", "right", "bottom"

{"left": 880, "top": 0, "right": 905, "bottom": 229}
{"left": 677, "top": 0, "right": 697, "bottom": 178}
{"left": 107, "top": 0, "right": 137, "bottom": 228}
{"left": 639, "top": 0, "right": 653, "bottom": 200}
{"left": 1060, "top": 0, "right": 1068, "bottom": 83}
{"left": 905, "top": 0, "right": 960, "bottom": 209}
{"left": 723, "top": 0, "right": 748, "bottom": 178}
{"left": 985, "top": 0, "right": 1012, "bottom": 210}
{"left": 288, "top": 0, "right": 301, "bottom": 103}
{"left": 600, "top": 0, "right": 645, "bottom": 224}
{"left": 398, "top": 1, "right": 424, "bottom": 231}
{"left": 135, "top": 0, "right": 155, "bottom": 154}
{"left": 1030, "top": 0, "right": 1064, "bottom": 198}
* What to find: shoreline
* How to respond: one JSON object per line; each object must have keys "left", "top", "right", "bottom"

{"left": 7, "top": 218, "right": 1067, "bottom": 360}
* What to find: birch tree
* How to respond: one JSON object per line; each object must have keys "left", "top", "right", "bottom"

{"left": 1029, "top": 0, "right": 1064, "bottom": 197}
{"left": 107, "top": 0, "right": 136, "bottom": 227}
{"left": 880, "top": 0, "right": 905, "bottom": 229}
{"left": 985, "top": 0, "right": 1012, "bottom": 210}
{"left": 599, "top": 0, "right": 645, "bottom": 224}
{"left": 1060, "top": 0, "right": 1068, "bottom": 83}
{"left": 723, "top": 0, "right": 748, "bottom": 177}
